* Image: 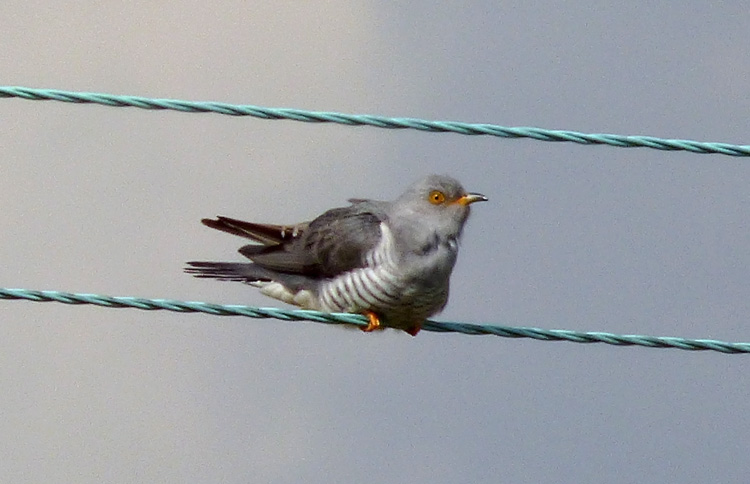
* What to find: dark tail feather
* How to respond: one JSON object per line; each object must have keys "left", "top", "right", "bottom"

{"left": 201, "top": 216, "right": 307, "bottom": 245}
{"left": 184, "top": 261, "right": 274, "bottom": 283}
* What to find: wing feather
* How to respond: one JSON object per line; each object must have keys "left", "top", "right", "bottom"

{"left": 246, "top": 202, "right": 387, "bottom": 277}
{"left": 196, "top": 201, "right": 388, "bottom": 279}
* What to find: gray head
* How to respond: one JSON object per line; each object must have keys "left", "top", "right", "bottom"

{"left": 393, "top": 174, "right": 487, "bottom": 239}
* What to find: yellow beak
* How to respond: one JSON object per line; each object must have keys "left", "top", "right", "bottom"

{"left": 456, "top": 193, "right": 488, "bottom": 206}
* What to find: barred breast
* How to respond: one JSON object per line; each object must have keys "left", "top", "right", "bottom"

{"left": 315, "top": 223, "right": 451, "bottom": 329}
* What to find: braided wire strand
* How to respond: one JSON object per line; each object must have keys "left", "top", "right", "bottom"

{"left": 2, "top": 86, "right": 749, "bottom": 156}
{"left": 2, "top": 288, "right": 748, "bottom": 354}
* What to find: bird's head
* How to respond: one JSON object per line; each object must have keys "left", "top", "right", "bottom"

{"left": 394, "top": 174, "right": 487, "bottom": 239}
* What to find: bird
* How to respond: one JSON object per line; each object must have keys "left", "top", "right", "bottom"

{"left": 185, "top": 174, "right": 487, "bottom": 335}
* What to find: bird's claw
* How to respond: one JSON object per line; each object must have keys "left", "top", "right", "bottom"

{"left": 361, "top": 312, "right": 421, "bottom": 336}
{"left": 362, "top": 311, "right": 382, "bottom": 332}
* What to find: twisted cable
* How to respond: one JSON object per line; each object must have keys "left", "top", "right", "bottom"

{"left": 2, "top": 288, "right": 747, "bottom": 354}
{"left": 2, "top": 86, "right": 748, "bottom": 156}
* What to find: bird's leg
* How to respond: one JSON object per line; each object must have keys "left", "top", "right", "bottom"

{"left": 361, "top": 311, "right": 383, "bottom": 332}
{"left": 405, "top": 324, "right": 422, "bottom": 337}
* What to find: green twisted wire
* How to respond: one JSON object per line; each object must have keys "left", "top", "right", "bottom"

{"left": 1, "top": 86, "right": 748, "bottom": 156}
{"left": 2, "top": 288, "right": 747, "bottom": 354}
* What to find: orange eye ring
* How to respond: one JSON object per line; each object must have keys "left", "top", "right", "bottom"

{"left": 428, "top": 190, "right": 446, "bottom": 205}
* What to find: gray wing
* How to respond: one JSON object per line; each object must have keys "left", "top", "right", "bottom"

{"left": 240, "top": 201, "right": 388, "bottom": 278}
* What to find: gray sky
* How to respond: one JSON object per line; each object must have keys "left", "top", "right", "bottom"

{"left": 1, "top": 2, "right": 749, "bottom": 483}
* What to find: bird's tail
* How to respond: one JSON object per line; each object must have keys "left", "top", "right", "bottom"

{"left": 184, "top": 261, "right": 274, "bottom": 283}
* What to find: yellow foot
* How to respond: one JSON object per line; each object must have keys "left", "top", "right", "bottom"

{"left": 361, "top": 311, "right": 383, "bottom": 332}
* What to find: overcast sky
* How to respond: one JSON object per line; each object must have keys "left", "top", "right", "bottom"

{"left": 1, "top": 2, "right": 749, "bottom": 483}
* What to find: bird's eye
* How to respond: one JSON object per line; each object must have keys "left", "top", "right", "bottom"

{"left": 428, "top": 190, "right": 446, "bottom": 205}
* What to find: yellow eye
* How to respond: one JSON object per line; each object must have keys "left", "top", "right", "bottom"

{"left": 428, "top": 190, "right": 446, "bottom": 205}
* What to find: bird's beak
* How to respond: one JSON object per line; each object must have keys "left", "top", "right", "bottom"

{"left": 456, "top": 193, "right": 488, "bottom": 206}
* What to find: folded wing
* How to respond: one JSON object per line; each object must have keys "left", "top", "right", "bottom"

{"left": 188, "top": 200, "right": 388, "bottom": 282}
